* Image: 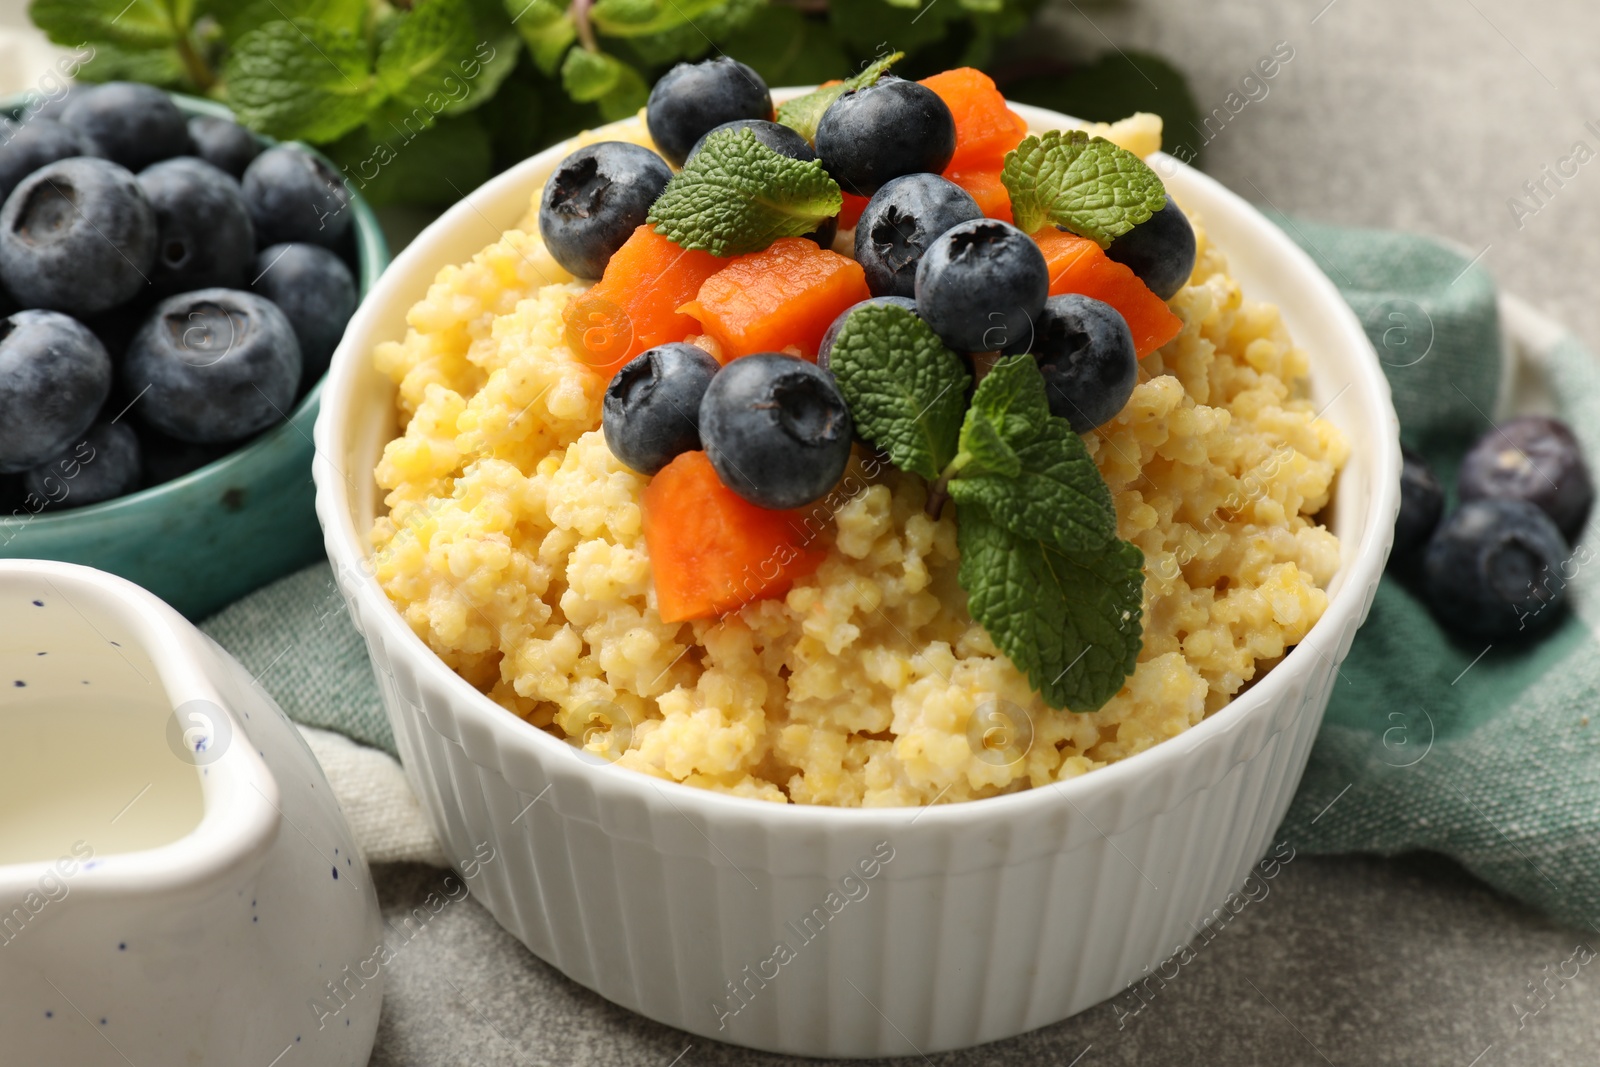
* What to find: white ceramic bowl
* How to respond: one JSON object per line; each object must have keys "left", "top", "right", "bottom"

{"left": 314, "top": 97, "right": 1400, "bottom": 1057}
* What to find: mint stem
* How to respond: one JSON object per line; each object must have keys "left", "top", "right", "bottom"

{"left": 924, "top": 450, "right": 972, "bottom": 519}
{"left": 572, "top": 0, "right": 598, "bottom": 52}
{"left": 175, "top": 28, "right": 216, "bottom": 93}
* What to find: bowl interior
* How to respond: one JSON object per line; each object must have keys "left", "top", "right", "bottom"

{"left": 318, "top": 96, "right": 1399, "bottom": 814}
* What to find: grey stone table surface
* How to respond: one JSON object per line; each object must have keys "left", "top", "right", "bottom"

{"left": 367, "top": 1, "right": 1600, "bottom": 1064}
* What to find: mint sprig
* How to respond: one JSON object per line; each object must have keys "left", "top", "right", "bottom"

{"left": 1001, "top": 130, "right": 1168, "bottom": 245}
{"left": 832, "top": 336, "right": 1144, "bottom": 711}
{"left": 947, "top": 356, "right": 1117, "bottom": 552}
{"left": 826, "top": 303, "right": 969, "bottom": 480}
{"left": 647, "top": 127, "right": 843, "bottom": 256}
{"left": 958, "top": 505, "right": 1145, "bottom": 712}
{"left": 226, "top": 19, "right": 375, "bottom": 143}
{"left": 775, "top": 50, "right": 903, "bottom": 143}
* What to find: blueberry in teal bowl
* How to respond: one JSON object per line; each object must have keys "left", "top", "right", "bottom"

{"left": 0, "top": 87, "right": 388, "bottom": 618}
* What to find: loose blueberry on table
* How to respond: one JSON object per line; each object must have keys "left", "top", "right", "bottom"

{"left": 1457, "top": 416, "right": 1592, "bottom": 542}
{"left": 1408, "top": 415, "right": 1590, "bottom": 639}
{"left": 0, "top": 81, "right": 360, "bottom": 512}
{"left": 1393, "top": 445, "right": 1444, "bottom": 558}
{"left": 1423, "top": 498, "right": 1569, "bottom": 639}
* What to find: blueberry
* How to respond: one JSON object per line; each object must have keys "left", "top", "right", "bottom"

{"left": 123, "top": 289, "right": 301, "bottom": 444}
{"left": 0, "top": 310, "right": 112, "bottom": 473}
{"left": 816, "top": 295, "right": 918, "bottom": 372}
{"left": 538, "top": 142, "right": 672, "bottom": 279}
{"left": 815, "top": 78, "right": 956, "bottom": 198}
{"left": 914, "top": 218, "right": 1048, "bottom": 353}
{"left": 1393, "top": 445, "right": 1444, "bottom": 558}
{"left": 1458, "top": 416, "right": 1592, "bottom": 543}
{"left": 646, "top": 58, "right": 772, "bottom": 168}
{"left": 804, "top": 214, "right": 840, "bottom": 251}
{"left": 60, "top": 82, "right": 190, "bottom": 172}
{"left": 0, "top": 157, "right": 157, "bottom": 316}
{"left": 1423, "top": 498, "right": 1569, "bottom": 639}
{"left": 187, "top": 115, "right": 262, "bottom": 178}
{"left": 602, "top": 342, "right": 720, "bottom": 475}
{"left": 686, "top": 119, "right": 812, "bottom": 166}
{"left": 1104, "top": 194, "right": 1196, "bottom": 301}
{"left": 0, "top": 118, "right": 99, "bottom": 203}
{"left": 138, "top": 158, "right": 256, "bottom": 296}
{"left": 1005, "top": 294, "right": 1137, "bottom": 432}
{"left": 22, "top": 422, "right": 141, "bottom": 510}
{"left": 699, "top": 353, "right": 852, "bottom": 509}
{"left": 855, "top": 173, "right": 981, "bottom": 299}
{"left": 32, "top": 87, "right": 85, "bottom": 124}
{"left": 250, "top": 243, "right": 356, "bottom": 391}
{"left": 241, "top": 145, "right": 352, "bottom": 250}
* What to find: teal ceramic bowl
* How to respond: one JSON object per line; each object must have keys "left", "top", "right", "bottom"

{"left": 0, "top": 91, "right": 389, "bottom": 619}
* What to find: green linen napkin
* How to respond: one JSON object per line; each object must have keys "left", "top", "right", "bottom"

{"left": 201, "top": 219, "right": 1600, "bottom": 932}
{"left": 1271, "top": 217, "right": 1600, "bottom": 934}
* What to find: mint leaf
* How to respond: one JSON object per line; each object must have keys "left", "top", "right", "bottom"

{"left": 374, "top": 0, "right": 479, "bottom": 128}
{"left": 958, "top": 406, "right": 1020, "bottom": 478}
{"left": 451, "top": 0, "right": 524, "bottom": 110}
{"left": 646, "top": 127, "right": 843, "bottom": 256}
{"left": 827, "top": 303, "right": 969, "bottom": 480}
{"left": 947, "top": 355, "right": 1115, "bottom": 550}
{"left": 958, "top": 502, "right": 1144, "bottom": 712}
{"left": 613, "top": 0, "right": 762, "bottom": 64}
{"left": 224, "top": 19, "right": 376, "bottom": 142}
{"left": 559, "top": 48, "right": 647, "bottom": 121}
{"left": 1001, "top": 130, "right": 1167, "bottom": 245}
{"left": 72, "top": 40, "right": 189, "bottom": 86}
{"left": 212, "top": 0, "right": 366, "bottom": 42}
{"left": 775, "top": 50, "right": 902, "bottom": 143}
{"left": 30, "top": 0, "right": 190, "bottom": 87}
{"left": 506, "top": 0, "right": 576, "bottom": 74}
{"left": 591, "top": 0, "right": 730, "bottom": 38}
